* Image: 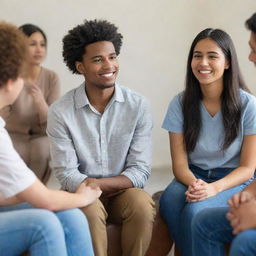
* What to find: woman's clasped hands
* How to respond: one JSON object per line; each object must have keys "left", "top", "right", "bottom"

{"left": 185, "top": 179, "right": 219, "bottom": 202}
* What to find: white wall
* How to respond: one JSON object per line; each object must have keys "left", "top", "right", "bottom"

{"left": 1, "top": 0, "right": 256, "bottom": 168}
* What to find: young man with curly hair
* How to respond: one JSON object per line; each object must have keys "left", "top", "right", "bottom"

{"left": 47, "top": 19, "right": 155, "bottom": 256}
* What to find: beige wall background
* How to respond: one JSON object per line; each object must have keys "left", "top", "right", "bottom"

{"left": 1, "top": 0, "right": 256, "bottom": 169}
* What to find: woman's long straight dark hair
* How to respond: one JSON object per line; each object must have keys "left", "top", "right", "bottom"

{"left": 183, "top": 28, "right": 249, "bottom": 153}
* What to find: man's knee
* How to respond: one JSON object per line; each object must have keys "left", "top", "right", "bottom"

{"left": 81, "top": 199, "right": 107, "bottom": 226}
{"left": 122, "top": 188, "right": 155, "bottom": 221}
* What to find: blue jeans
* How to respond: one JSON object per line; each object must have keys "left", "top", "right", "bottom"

{"left": 193, "top": 207, "right": 256, "bottom": 256}
{"left": 159, "top": 165, "right": 253, "bottom": 256}
{"left": 0, "top": 203, "right": 94, "bottom": 256}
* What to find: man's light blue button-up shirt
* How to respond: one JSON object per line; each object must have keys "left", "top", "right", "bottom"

{"left": 47, "top": 83, "right": 153, "bottom": 192}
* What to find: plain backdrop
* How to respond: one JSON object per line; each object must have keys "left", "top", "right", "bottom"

{"left": 1, "top": 0, "right": 256, "bottom": 169}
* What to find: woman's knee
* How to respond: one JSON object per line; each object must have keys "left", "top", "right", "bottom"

{"left": 27, "top": 209, "right": 64, "bottom": 238}
{"left": 159, "top": 180, "right": 187, "bottom": 216}
{"left": 191, "top": 209, "right": 213, "bottom": 236}
{"left": 160, "top": 180, "right": 186, "bottom": 203}
{"left": 56, "top": 208, "right": 90, "bottom": 229}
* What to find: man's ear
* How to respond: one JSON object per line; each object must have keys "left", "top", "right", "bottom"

{"left": 75, "top": 61, "right": 85, "bottom": 74}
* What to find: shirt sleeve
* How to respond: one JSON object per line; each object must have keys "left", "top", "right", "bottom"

{"left": 47, "top": 105, "right": 87, "bottom": 192}
{"left": 242, "top": 93, "right": 256, "bottom": 135}
{"left": 0, "top": 127, "right": 36, "bottom": 200}
{"left": 121, "top": 98, "right": 153, "bottom": 188}
{"left": 162, "top": 93, "right": 184, "bottom": 133}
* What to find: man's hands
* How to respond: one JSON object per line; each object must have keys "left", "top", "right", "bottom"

{"left": 84, "top": 176, "right": 132, "bottom": 198}
{"left": 84, "top": 177, "right": 118, "bottom": 197}
{"left": 227, "top": 191, "right": 256, "bottom": 234}
{"left": 76, "top": 182, "right": 102, "bottom": 206}
{"left": 185, "top": 179, "right": 219, "bottom": 202}
{"left": 228, "top": 191, "right": 254, "bottom": 208}
{"left": 84, "top": 178, "right": 101, "bottom": 189}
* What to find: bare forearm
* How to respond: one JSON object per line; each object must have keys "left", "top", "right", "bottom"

{"left": 86, "top": 175, "right": 133, "bottom": 193}
{"left": 42, "top": 189, "right": 93, "bottom": 211}
{"left": 173, "top": 165, "right": 197, "bottom": 186}
{"left": 17, "top": 179, "right": 93, "bottom": 211}
{"left": 0, "top": 196, "right": 23, "bottom": 206}
{"left": 213, "top": 166, "right": 254, "bottom": 193}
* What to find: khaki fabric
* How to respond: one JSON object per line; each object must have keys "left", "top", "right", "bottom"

{"left": 81, "top": 188, "right": 156, "bottom": 256}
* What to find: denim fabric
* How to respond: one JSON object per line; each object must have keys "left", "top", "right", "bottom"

{"left": 193, "top": 207, "right": 256, "bottom": 256}
{"left": 192, "top": 207, "right": 233, "bottom": 256}
{"left": 159, "top": 165, "right": 254, "bottom": 256}
{"left": 230, "top": 229, "right": 256, "bottom": 256}
{"left": 0, "top": 203, "right": 94, "bottom": 256}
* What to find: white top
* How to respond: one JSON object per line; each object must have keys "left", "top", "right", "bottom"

{"left": 0, "top": 117, "right": 36, "bottom": 201}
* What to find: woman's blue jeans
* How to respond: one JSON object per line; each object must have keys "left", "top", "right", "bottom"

{"left": 192, "top": 206, "right": 256, "bottom": 256}
{"left": 0, "top": 203, "right": 94, "bottom": 256}
{"left": 159, "top": 165, "right": 254, "bottom": 256}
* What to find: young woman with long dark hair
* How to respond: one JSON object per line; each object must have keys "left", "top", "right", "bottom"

{"left": 159, "top": 28, "right": 256, "bottom": 256}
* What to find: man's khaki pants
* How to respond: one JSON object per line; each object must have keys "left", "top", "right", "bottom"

{"left": 81, "top": 188, "right": 156, "bottom": 256}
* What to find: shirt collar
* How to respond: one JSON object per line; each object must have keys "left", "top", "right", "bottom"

{"left": 75, "top": 82, "right": 124, "bottom": 109}
{"left": 113, "top": 84, "right": 124, "bottom": 103}
{"left": 74, "top": 82, "right": 90, "bottom": 109}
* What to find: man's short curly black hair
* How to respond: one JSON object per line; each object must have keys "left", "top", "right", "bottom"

{"left": 62, "top": 19, "right": 123, "bottom": 74}
{"left": 246, "top": 13, "right": 256, "bottom": 34}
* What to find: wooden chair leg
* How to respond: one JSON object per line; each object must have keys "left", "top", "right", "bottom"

{"left": 107, "top": 224, "right": 122, "bottom": 256}
{"left": 145, "top": 212, "right": 173, "bottom": 256}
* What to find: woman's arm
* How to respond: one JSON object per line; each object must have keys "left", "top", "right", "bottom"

{"left": 0, "top": 196, "right": 22, "bottom": 206}
{"left": 15, "top": 179, "right": 101, "bottom": 211}
{"left": 29, "top": 72, "right": 60, "bottom": 126}
{"left": 28, "top": 83, "right": 48, "bottom": 124}
{"left": 187, "top": 134, "right": 256, "bottom": 202}
{"left": 169, "top": 132, "right": 197, "bottom": 186}
{"left": 212, "top": 134, "right": 256, "bottom": 193}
